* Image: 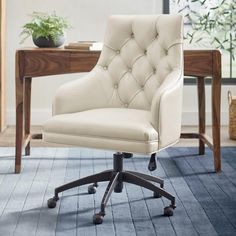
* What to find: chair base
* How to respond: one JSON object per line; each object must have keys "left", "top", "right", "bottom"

{"left": 47, "top": 152, "right": 176, "bottom": 224}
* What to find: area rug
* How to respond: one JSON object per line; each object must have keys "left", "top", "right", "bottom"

{"left": 0, "top": 147, "right": 235, "bottom": 236}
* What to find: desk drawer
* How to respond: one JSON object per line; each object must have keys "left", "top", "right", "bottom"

{"left": 23, "top": 51, "right": 70, "bottom": 77}
{"left": 184, "top": 50, "right": 213, "bottom": 77}
{"left": 69, "top": 51, "right": 100, "bottom": 73}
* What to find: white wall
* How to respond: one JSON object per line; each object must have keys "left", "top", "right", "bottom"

{"left": 183, "top": 84, "right": 233, "bottom": 126}
{"left": 6, "top": 0, "right": 235, "bottom": 126}
{"left": 6, "top": 0, "right": 163, "bottom": 124}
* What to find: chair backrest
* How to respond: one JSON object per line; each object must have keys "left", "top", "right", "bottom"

{"left": 95, "top": 15, "right": 183, "bottom": 110}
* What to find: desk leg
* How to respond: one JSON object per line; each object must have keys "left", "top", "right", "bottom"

{"left": 197, "top": 76, "right": 205, "bottom": 155}
{"left": 15, "top": 52, "right": 24, "bottom": 173}
{"left": 212, "top": 76, "right": 221, "bottom": 172}
{"left": 212, "top": 51, "right": 221, "bottom": 172}
{"left": 24, "top": 77, "right": 32, "bottom": 156}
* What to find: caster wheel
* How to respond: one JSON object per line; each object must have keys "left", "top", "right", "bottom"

{"left": 164, "top": 206, "right": 174, "bottom": 217}
{"left": 123, "top": 153, "right": 133, "bottom": 158}
{"left": 93, "top": 213, "right": 103, "bottom": 224}
{"left": 47, "top": 198, "right": 57, "bottom": 208}
{"left": 153, "top": 192, "right": 162, "bottom": 198}
{"left": 114, "top": 182, "right": 123, "bottom": 193}
{"left": 88, "top": 184, "right": 97, "bottom": 194}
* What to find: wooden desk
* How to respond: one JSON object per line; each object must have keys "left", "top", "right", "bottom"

{"left": 15, "top": 48, "right": 221, "bottom": 173}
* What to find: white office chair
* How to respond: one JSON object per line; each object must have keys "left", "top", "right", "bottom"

{"left": 44, "top": 15, "right": 183, "bottom": 224}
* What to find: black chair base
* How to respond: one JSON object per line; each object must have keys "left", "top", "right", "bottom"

{"left": 47, "top": 152, "right": 176, "bottom": 224}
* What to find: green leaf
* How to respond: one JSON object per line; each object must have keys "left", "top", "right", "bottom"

{"left": 195, "top": 37, "right": 203, "bottom": 43}
{"left": 210, "top": 5, "right": 220, "bottom": 10}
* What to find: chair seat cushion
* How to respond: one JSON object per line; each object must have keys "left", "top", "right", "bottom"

{"left": 43, "top": 108, "right": 159, "bottom": 154}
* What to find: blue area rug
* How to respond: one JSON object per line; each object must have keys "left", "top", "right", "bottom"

{"left": 0, "top": 147, "right": 235, "bottom": 236}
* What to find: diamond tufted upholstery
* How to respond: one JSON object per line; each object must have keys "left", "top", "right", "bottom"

{"left": 43, "top": 14, "right": 183, "bottom": 153}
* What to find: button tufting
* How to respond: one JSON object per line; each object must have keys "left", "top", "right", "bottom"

{"left": 103, "top": 66, "right": 108, "bottom": 70}
{"left": 153, "top": 68, "right": 156, "bottom": 73}
{"left": 114, "top": 84, "right": 118, "bottom": 89}
{"left": 116, "top": 50, "right": 120, "bottom": 54}
{"left": 141, "top": 85, "right": 144, "bottom": 90}
{"left": 128, "top": 68, "right": 132, "bottom": 72}
{"left": 144, "top": 50, "right": 147, "bottom": 55}
{"left": 124, "top": 103, "right": 128, "bottom": 108}
{"left": 131, "top": 32, "right": 134, "bottom": 38}
{"left": 155, "top": 33, "right": 159, "bottom": 39}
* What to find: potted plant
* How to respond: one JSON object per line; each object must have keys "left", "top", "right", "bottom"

{"left": 20, "top": 12, "right": 71, "bottom": 47}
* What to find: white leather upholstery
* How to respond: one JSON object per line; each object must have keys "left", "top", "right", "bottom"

{"left": 44, "top": 108, "right": 158, "bottom": 154}
{"left": 43, "top": 14, "right": 183, "bottom": 154}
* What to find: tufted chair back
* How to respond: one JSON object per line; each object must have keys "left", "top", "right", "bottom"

{"left": 93, "top": 15, "right": 183, "bottom": 110}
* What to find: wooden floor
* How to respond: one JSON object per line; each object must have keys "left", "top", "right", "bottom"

{"left": 0, "top": 146, "right": 236, "bottom": 236}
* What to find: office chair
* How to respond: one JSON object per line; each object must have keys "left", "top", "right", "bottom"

{"left": 44, "top": 15, "right": 183, "bottom": 224}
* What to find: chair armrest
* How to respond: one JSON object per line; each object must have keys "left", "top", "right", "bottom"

{"left": 53, "top": 69, "right": 108, "bottom": 115}
{"left": 151, "top": 69, "right": 183, "bottom": 149}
